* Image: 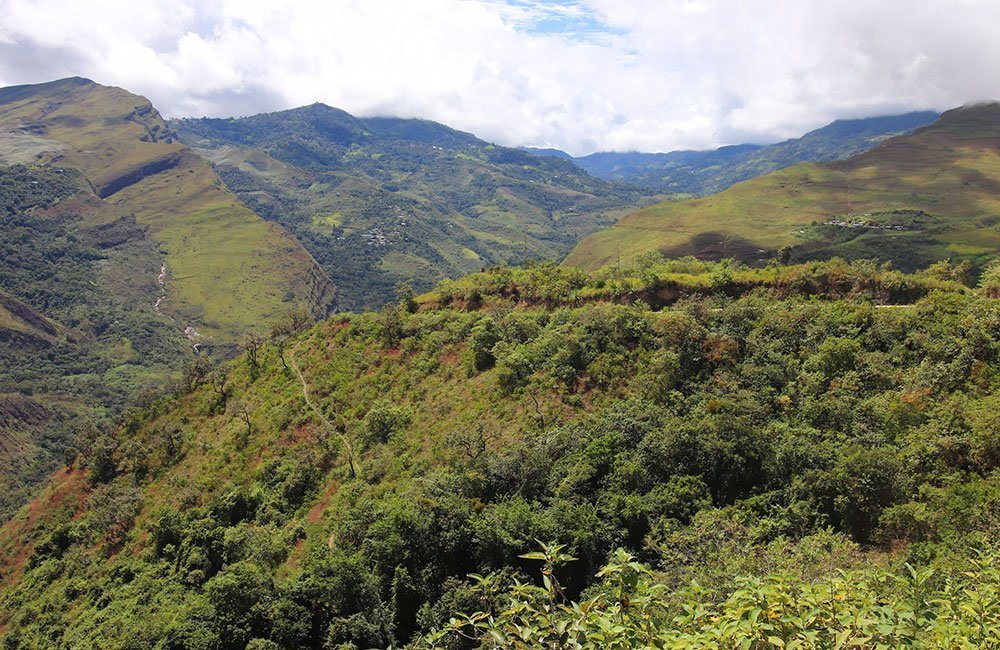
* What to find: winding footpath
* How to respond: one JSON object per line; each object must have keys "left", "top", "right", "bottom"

{"left": 289, "top": 334, "right": 361, "bottom": 478}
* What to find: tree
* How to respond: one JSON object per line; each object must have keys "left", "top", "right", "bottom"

{"left": 363, "top": 401, "right": 412, "bottom": 445}
{"left": 242, "top": 330, "right": 266, "bottom": 378}
{"left": 395, "top": 280, "right": 418, "bottom": 314}
{"left": 270, "top": 308, "right": 312, "bottom": 372}
{"left": 229, "top": 398, "right": 253, "bottom": 448}
{"left": 86, "top": 434, "right": 119, "bottom": 485}
{"left": 182, "top": 356, "right": 211, "bottom": 393}
{"left": 210, "top": 368, "right": 229, "bottom": 413}
{"left": 88, "top": 481, "right": 143, "bottom": 544}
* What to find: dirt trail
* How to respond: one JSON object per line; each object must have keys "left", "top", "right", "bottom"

{"left": 289, "top": 334, "right": 360, "bottom": 478}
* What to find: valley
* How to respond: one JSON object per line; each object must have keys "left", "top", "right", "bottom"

{"left": 0, "top": 74, "right": 996, "bottom": 649}
{"left": 528, "top": 111, "right": 939, "bottom": 195}
{"left": 0, "top": 78, "right": 337, "bottom": 344}
{"left": 0, "top": 79, "right": 337, "bottom": 520}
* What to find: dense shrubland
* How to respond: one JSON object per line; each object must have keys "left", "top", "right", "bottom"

{"left": 428, "top": 542, "right": 998, "bottom": 648}
{"left": 0, "top": 257, "right": 996, "bottom": 648}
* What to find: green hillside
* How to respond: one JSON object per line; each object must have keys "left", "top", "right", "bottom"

{"left": 172, "top": 105, "right": 647, "bottom": 311}
{"left": 567, "top": 103, "right": 1000, "bottom": 272}
{"left": 0, "top": 258, "right": 995, "bottom": 648}
{"left": 0, "top": 78, "right": 337, "bottom": 343}
{"left": 0, "top": 78, "right": 334, "bottom": 521}
{"left": 0, "top": 163, "right": 197, "bottom": 520}
{"left": 532, "top": 111, "right": 938, "bottom": 195}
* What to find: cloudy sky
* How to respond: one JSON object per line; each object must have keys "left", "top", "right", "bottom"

{"left": 0, "top": 0, "right": 997, "bottom": 155}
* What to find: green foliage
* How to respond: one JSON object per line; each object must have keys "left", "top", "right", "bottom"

{"left": 427, "top": 541, "right": 999, "bottom": 649}
{"left": 1, "top": 260, "right": 998, "bottom": 649}
{"left": 0, "top": 164, "right": 193, "bottom": 519}
{"left": 363, "top": 401, "right": 413, "bottom": 445}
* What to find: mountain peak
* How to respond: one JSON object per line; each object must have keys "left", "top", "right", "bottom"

{"left": 959, "top": 99, "right": 1000, "bottom": 110}
{"left": 0, "top": 76, "right": 101, "bottom": 107}
{"left": 929, "top": 100, "right": 1000, "bottom": 131}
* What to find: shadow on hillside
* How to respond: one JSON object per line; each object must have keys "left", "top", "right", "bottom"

{"left": 658, "top": 231, "right": 773, "bottom": 263}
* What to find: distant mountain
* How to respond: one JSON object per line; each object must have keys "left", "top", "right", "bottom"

{"left": 566, "top": 103, "right": 1000, "bottom": 271}
{"left": 529, "top": 111, "right": 939, "bottom": 195}
{"left": 522, "top": 146, "right": 575, "bottom": 160}
{"left": 172, "top": 105, "right": 647, "bottom": 311}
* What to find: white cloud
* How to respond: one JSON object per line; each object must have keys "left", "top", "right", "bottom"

{"left": 0, "top": 0, "right": 998, "bottom": 154}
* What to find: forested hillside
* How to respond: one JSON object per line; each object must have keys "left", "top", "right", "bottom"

{"left": 0, "top": 78, "right": 338, "bottom": 518}
{"left": 0, "top": 164, "right": 192, "bottom": 520}
{"left": 0, "top": 78, "right": 337, "bottom": 343}
{"left": 172, "top": 105, "right": 646, "bottom": 310}
{"left": 0, "top": 257, "right": 995, "bottom": 648}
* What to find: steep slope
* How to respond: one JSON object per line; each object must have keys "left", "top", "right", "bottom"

{"left": 172, "top": 105, "right": 647, "bottom": 310}
{"left": 0, "top": 259, "right": 994, "bottom": 648}
{"left": 0, "top": 78, "right": 336, "bottom": 343}
{"left": 0, "top": 162, "right": 199, "bottom": 520}
{"left": 0, "top": 78, "right": 334, "bottom": 520}
{"left": 531, "top": 111, "right": 938, "bottom": 195}
{"left": 567, "top": 103, "right": 1000, "bottom": 271}
{"left": 0, "top": 287, "right": 73, "bottom": 516}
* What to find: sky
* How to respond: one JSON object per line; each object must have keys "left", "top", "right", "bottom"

{"left": 0, "top": 0, "right": 998, "bottom": 155}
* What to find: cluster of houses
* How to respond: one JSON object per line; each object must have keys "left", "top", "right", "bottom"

{"left": 361, "top": 227, "right": 390, "bottom": 247}
{"left": 823, "top": 218, "right": 909, "bottom": 231}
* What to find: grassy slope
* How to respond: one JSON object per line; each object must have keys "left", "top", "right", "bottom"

{"left": 0, "top": 289, "right": 63, "bottom": 340}
{"left": 0, "top": 78, "right": 336, "bottom": 342}
{"left": 567, "top": 104, "right": 1000, "bottom": 271}
{"left": 172, "top": 105, "right": 648, "bottom": 310}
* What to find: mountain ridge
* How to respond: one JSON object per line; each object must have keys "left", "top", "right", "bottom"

{"left": 566, "top": 103, "right": 1000, "bottom": 271}
{"left": 0, "top": 78, "right": 337, "bottom": 519}
{"left": 529, "top": 111, "right": 940, "bottom": 195}
{"left": 0, "top": 77, "right": 338, "bottom": 342}
{"left": 172, "top": 103, "right": 647, "bottom": 310}
{"left": 0, "top": 258, "right": 995, "bottom": 647}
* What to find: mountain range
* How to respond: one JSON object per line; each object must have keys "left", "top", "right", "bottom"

{"left": 528, "top": 111, "right": 939, "bottom": 195}
{"left": 0, "top": 78, "right": 337, "bottom": 518}
{"left": 0, "top": 76, "right": 998, "bottom": 648}
{"left": 567, "top": 102, "right": 1000, "bottom": 272}
{"left": 0, "top": 78, "right": 337, "bottom": 343}
{"left": 0, "top": 78, "right": 990, "bottom": 523}
{"left": 170, "top": 105, "right": 645, "bottom": 310}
